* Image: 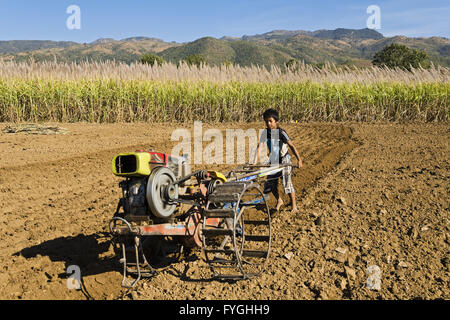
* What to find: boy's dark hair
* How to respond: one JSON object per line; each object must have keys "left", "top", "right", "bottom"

{"left": 263, "top": 108, "right": 279, "bottom": 122}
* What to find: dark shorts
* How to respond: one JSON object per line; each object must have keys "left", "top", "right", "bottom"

{"left": 263, "top": 154, "right": 295, "bottom": 194}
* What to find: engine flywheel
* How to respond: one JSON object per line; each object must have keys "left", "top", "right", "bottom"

{"left": 146, "top": 166, "right": 178, "bottom": 218}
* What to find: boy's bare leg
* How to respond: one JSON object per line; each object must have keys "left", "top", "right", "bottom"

{"left": 272, "top": 188, "right": 284, "bottom": 211}
{"left": 289, "top": 191, "right": 298, "bottom": 213}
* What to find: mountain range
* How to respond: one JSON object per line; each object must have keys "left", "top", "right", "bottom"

{"left": 1, "top": 28, "right": 449, "bottom": 68}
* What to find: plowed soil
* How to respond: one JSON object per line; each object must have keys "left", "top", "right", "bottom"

{"left": 0, "top": 122, "right": 448, "bottom": 300}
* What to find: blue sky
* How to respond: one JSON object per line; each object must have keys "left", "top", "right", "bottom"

{"left": 0, "top": 0, "right": 448, "bottom": 43}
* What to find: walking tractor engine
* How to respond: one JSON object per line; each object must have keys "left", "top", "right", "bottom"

{"left": 108, "top": 149, "right": 297, "bottom": 288}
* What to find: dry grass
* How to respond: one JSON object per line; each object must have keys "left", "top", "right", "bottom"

{"left": 1, "top": 60, "right": 448, "bottom": 83}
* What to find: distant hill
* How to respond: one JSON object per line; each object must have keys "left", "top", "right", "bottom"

{"left": 120, "top": 36, "right": 166, "bottom": 43}
{"left": 0, "top": 40, "right": 78, "bottom": 54}
{"left": 1, "top": 28, "right": 449, "bottom": 68}
{"left": 3, "top": 38, "right": 179, "bottom": 64}
{"left": 89, "top": 38, "right": 116, "bottom": 45}
{"left": 158, "top": 37, "right": 293, "bottom": 67}
{"left": 311, "top": 28, "right": 385, "bottom": 40}
{"left": 242, "top": 28, "right": 384, "bottom": 41}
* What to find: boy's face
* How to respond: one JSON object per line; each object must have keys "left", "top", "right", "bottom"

{"left": 265, "top": 117, "right": 278, "bottom": 130}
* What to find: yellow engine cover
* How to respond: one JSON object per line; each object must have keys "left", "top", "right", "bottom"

{"left": 112, "top": 152, "right": 151, "bottom": 177}
{"left": 208, "top": 171, "right": 227, "bottom": 182}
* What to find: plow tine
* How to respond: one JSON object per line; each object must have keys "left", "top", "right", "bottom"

{"left": 242, "top": 250, "right": 268, "bottom": 258}
{"left": 244, "top": 220, "right": 269, "bottom": 225}
{"left": 204, "top": 249, "right": 235, "bottom": 255}
{"left": 204, "top": 209, "right": 235, "bottom": 218}
{"left": 120, "top": 238, "right": 141, "bottom": 288}
{"left": 202, "top": 228, "right": 234, "bottom": 237}
{"left": 207, "top": 193, "right": 240, "bottom": 203}
{"left": 209, "top": 258, "right": 238, "bottom": 265}
{"left": 244, "top": 235, "right": 270, "bottom": 242}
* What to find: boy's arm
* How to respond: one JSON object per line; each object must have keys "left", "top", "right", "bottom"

{"left": 287, "top": 140, "right": 303, "bottom": 168}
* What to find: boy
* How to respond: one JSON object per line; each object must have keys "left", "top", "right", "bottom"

{"left": 253, "top": 109, "right": 303, "bottom": 214}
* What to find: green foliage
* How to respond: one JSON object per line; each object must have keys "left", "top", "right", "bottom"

{"left": 184, "top": 54, "right": 207, "bottom": 67}
{"left": 0, "top": 78, "right": 447, "bottom": 123}
{"left": 223, "top": 60, "right": 234, "bottom": 68}
{"left": 314, "top": 62, "right": 326, "bottom": 69}
{"left": 140, "top": 53, "right": 165, "bottom": 66}
{"left": 285, "top": 59, "right": 299, "bottom": 69}
{"left": 372, "top": 44, "right": 430, "bottom": 71}
{"left": 161, "top": 37, "right": 235, "bottom": 67}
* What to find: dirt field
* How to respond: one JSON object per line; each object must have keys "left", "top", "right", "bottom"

{"left": 0, "top": 122, "right": 448, "bottom": 300}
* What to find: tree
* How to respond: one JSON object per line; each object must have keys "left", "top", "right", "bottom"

{"left": 372, "top": 44, "right": 430, "bottom": 71}
{"left": 314, "top": 62, "right": 326, "bottom": 70}
{"left": 285, "top": 59, "right": 300, "bottom": 69}
{"left": 223, "top": 60, "right": 234, "bottom": 68}
{"left": 140, "top": 53, "right": 165, "bottom": 66}
{"left": 184, "top": 54, "right": 206, "bottom": 68}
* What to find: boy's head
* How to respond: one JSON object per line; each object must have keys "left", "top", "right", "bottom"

{"left": 263, "top": 108, "right": 279, "bottom": 130}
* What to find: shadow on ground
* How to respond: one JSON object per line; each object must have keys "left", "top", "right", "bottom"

{"left": 15, "top": 232, "right": 119, "bottom": 279}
